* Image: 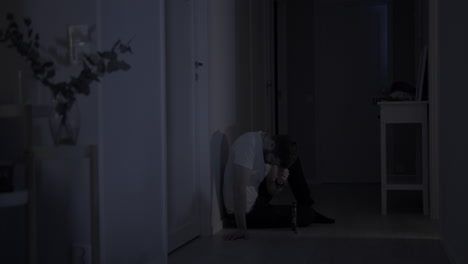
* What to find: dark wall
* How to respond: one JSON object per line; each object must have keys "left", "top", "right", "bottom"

{"left": 392, "top": 0, "right": 416, "bottom": 84}
{"left": 439, "top": 1, "right": 468, "bottom": 263}
{"left": 286, "top": 0, "right": 420, "bottom": 183}
{"left": 286, "top": 0, "right": 316, "bottom": 182}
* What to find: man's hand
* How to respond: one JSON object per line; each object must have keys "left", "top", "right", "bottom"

{"left": 277, "top": 168, "right": 289, "bottom": 184}
{"left": 224, "top": 229, "right": 248, "bottom": 240}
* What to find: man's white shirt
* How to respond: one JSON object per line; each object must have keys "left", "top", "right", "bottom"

{"left": 223, "top": 131, "right": 266, "bottom": 214}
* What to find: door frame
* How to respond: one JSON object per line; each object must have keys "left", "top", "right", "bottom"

{"left": 162, "top": 0, "right": 211, "bottom": 258}
{"left": 428, "top": 0, "right": 440, "bottom": 220}
{"left": 193, "top": 0, "right": 212, "bottom": 236}
{"left": 160, "top": 0, "right": 168, "bottom": 261}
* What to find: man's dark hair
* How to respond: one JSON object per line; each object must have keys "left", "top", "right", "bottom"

{"left": 272, "top": 135, "right": 298, "bottom": 168}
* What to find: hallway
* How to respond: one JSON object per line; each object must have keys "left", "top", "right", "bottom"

{"left": 169, "top": 235, "right": 447, "bottom": 264}
{"left": 169, "top": 184, "right": 447, "bottom": 263}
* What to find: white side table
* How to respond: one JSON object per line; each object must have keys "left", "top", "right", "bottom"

{"left": 26, "top": 145, "right": 99, "bottom": 264}
{"left": 378, "top": 101, "right": 429, "bottom": 216}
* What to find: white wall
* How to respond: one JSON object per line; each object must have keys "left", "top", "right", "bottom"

{"left": 209, "top": 0, "right": 271, "bottom": 233}
{"left": 438, "top": 1, "right": 468, "bottom": 263}
{"left": 0, "top": 0, "right": 166, "bottom": 263}
{"left": 99, "top": 0, "right": 166, "bottom": 263}
{"left": 208, "top": 0, "right": 237, "bottom": 233}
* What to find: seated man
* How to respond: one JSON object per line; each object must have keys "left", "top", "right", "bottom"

{"left": 223, "top": 131, "right": 334, "bottom": 240}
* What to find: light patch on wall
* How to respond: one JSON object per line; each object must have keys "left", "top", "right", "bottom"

{"left": 68, "top": 24, "right": 93, "bottom": 64}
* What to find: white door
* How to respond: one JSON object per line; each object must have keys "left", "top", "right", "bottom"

{"left": 166, "top": 0, "right": 201, "bottom": 252}
{"left": 315, "top": 2, "right": 390, "bottom": 183}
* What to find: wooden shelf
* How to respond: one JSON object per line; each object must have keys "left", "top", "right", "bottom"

{"left": 0, "top": 190, "right": 28, "bottom": 207}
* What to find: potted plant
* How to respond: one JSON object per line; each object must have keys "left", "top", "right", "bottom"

{"left": 0, "top": 13, "right": 132, "bottom": 145}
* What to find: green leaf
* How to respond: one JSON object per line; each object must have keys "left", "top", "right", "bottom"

{"left": 84, "top": 55, "right": 96, "bottom": 66}
{"left": 43, "top": 61, "right": 54, "bottom": 68}
{"left": 28, "top": 50, "right": 40, "bottom": 62}
{"left": 56, "top": 82, "right": 67, "bottom": 91}
{"left": 62, "top": 88, "right": 76, "bottom": 101}
{"left": 42, "top": 79, "right": 51, "bottom": 87}
{"left": 24, "top": 18, "right": 32, "bottom": 27}
{"left": 119, "top": 44, "right": 133, "bottom": 54}
{"left": 69, "top": 77, "right": 80, "bottom": 89}
{"left": 106, "top": 60, "right": 119, "bottom": 73}
{"left": 55, "top": 103, "right": 68, "bottom": 116}
{"left": 97, "top": 61, "right": 106, "bottom": 74}
{"left": 46, "top": 69, "right": 56, "bottom": 78}
{"left": 80, "top": 67, "right": 100, "bottom": 82}
{"left": 50, "top": 82, "right": 66, "bottom": 96}
{"left": 112, "top": 39, "right": 121, "bottom": 52}
{"left": 117, "top": 61, "right": 131, "bottom": 71}
{"left": 72, "top": 79, "right": 91, "bottom": 95}
{"left": 98, "top": 51, "right": 117, "bottom": 60}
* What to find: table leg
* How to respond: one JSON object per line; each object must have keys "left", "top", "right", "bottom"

{"left": 422, "top": 120, "right": 429, "bottom": 216}
{"left": 381, "top": 122, "right": 387, "bottom": 215}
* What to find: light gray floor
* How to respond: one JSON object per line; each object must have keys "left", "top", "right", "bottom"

{"left": 169, "top": 184, "right": 448, "bottom": 264}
